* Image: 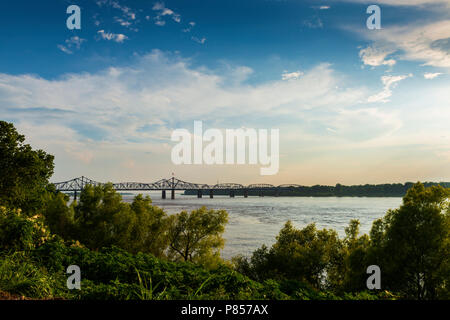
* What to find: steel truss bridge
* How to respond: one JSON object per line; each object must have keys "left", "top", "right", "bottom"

{"left": 53, "top": 176, "right": 302, "bottom": 199}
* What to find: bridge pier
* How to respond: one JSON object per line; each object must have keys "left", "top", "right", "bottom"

{"left": 210, "top": 190, "right": 213, "bottom": 198}
{"left": 244, "top": 189, "right": 248, "bottom": 198}
{"left": 230, "top": 190, "right": 235, "bottom": 198}
{"left": 162, "top": 190, "right": 166, "bottom": 199}
{"left": 197, "top": 190, "right": 202, "bottom": 198}
{"left": 259, "top": 191, "right": 264, "bottom": 197}
{"left": 74, "top": 190, "right": 77, "bottom": 201}
{"left": 171, "top": 189, "right": 175, "bottom": 199}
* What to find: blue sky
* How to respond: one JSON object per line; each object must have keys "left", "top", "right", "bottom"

{"left": 0, "top": 0, "right": 449, "bottom": 185}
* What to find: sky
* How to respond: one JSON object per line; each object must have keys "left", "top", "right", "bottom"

{"left": 0, "top": 0, "right": 449, "bottom": 186}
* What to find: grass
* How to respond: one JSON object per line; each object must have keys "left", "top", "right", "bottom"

{"left": 0, "top": 251, "right": 64, "bottom": 299}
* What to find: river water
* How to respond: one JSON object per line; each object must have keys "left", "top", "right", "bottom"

{"left": 121, "top": 192, "right": 403, "bottom": 260}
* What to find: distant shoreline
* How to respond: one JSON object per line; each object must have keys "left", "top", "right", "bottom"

{"left": 184, "top": 182, "right": 450, "bottom": 198}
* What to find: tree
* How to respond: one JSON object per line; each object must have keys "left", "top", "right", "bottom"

{"left": 329, "top": 219, "right": 370, "bottom": 292}
{"left": 70, "top": 184, "right": 169, "bottom": 256}
{"left": 0, "top": 121, "right": 54, "bottom": 214}
{"left": 166, "top": 207, "right": 228, "bottom": 266}
{"left": 42, "top": 190, "right": 76, "bottom": 240}
{"left": 123, "top": 194, "right": 167, "bottom": 257}
{"left": 236, "top": 221, "right": 342, "bottom": 289}
{"left": 74, "top": 183, "right": 132, "bottom": 250}
{"left": 370, "top": 182, "right": 450, "bottom": 299}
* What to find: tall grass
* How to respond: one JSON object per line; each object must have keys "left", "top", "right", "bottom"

{"left": 0, "top": 251, "right": 62, "bottom": 299}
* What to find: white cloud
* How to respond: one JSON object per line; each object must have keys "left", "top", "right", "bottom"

{"left": 97, "top": 0, "right": 138, "bottom": 30}
{"left": 2, "top": 50, "right": 448, "bottom": 183}
{"left": 57, "top": 36, "right": 86, "bottom": 54}
{"left": 192, "top": 36, "right": 206, "bottom": 44}
{"left": 0, "top": 51, "right": 366, "bottom": 160}
{"left": 359, "top": 45, "right": 396, "bottom": 67}
{"left": 356, "top": 20, "right": 450, "bottom": 68}
{"left": 57, "top": 45, "right": 73, "bottom": 55}
{"left": 97, "top": 30, "right": 128, "bottom": 43}
{"left": 152, "top": 2, "right": 181, "bottom": 25}
{"left": 182, "top": 21, "right": 196, "bottom": 32}
{"left": 281, "top": 71, "right": 304, "bottom": 80}
{"left": 338, "top": 0, "right": 449, "bottom": 6}
{"left": 368, "top": 74, "right": 412, "bottom": 103}
{"left": 424, "top": 72, "right": 443, "bottom": 79}
{"left": 319, "top": 6, "right": 331, "bottom": 9}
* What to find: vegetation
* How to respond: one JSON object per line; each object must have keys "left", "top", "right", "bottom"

{"left": 0, "top": 121, "right": 449, "bottom": 300}
{"left": 234, "top": 183, "right": 450, "bottom": 300}
{"left": 185, "top": 182, "right": 450, "bottom": 197}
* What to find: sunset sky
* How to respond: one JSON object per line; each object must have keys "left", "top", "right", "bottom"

{"left": 0, "top": 0, "right": 449, "bottom": 185}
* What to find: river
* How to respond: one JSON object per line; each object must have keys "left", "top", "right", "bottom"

{"left": 121, "top": 192, "right": 402, "bottom": 260}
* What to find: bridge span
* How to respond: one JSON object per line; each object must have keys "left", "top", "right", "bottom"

{"left": 52, "top": 176, "right": 296, "bottom": 200}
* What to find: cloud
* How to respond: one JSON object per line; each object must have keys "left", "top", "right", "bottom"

{"left": 328, "top": 108, "right": 402, "bottom": 141}
{"left": 368, "top": 74, "right": 412, "bottom": 103}
{"left": 191, "top": 36, "right": 206, "bottom": 44}
{"left": 96, "top": 1, "right": 138, "bottom": 30}
{"left": 355, "top": 20, "right": 450, "bottom": 68}
{"left": 97, "top": 0, "right": 136, "bottom": 20}
{"left": 337, "top": 0, "right": 449, "bottom": 6}
{"left": 57, "top": 36, "right": 86, "bottom": 54}
{"left": 424, "top": 72, "right": 443, "bottom": 79}
{"left": 281, "top": 71, "right": 304, "bottom": 80}
{"left": 359, "top": 45, "right": 396, "bottom": 67}
{"left": 3, "top": 50, "right": 448, "bottom": 183}
{"left": 57, "top": 45, "right": 73, "bottom": 55}
{"left": 182, "top": 21, "right": 196, "bottom": 32}
{"left": 319, "top": 6, "right": 331, "bottom": 9}
{"left": 0, "top": 51, "right": 367, "bottom": 163}
{"left": 303, "top": 16, "right": 323, "bottom": 29}
{"left": 97, "top": 30, "right": 128, "bottom": 43}
{"left": 152, "top": 2, "right": 181, "bottom": 25}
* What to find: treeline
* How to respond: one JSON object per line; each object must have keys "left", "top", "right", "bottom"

{"left": 186, "top": 182, "right": 450, "bottom": 197}
{"left": 1, "top": 120, "right": 449, "bottom": 300}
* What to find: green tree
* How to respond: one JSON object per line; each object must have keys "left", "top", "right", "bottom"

{"left": 329, "top": 219, "right": 370, "bottom": 292}
{"left": 122, "top": 194, "right": 167, "bottom": 257}
{"left": 0, "top": 121, "right": 54, "bottom": 214}
{"left": 72, "top": 184, "right": 168, "bottom": 256}
{"left": 370, "top": 182, "right": 450, "bottom": 299}
{"left": 236, "top": 221, "right": 342, "bottom": 290}
{"left": 166, "top": 207, "right": 228, "bottom": 266}
{"left": 42, "top": 189, "right": 76, "bottom": 240}
{"left": 74, "top": 183, "right": 132, "bottom": 250}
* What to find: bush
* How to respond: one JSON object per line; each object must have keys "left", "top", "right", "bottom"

{"left": 0, "top": 206, "right": 51, "bottom": 251}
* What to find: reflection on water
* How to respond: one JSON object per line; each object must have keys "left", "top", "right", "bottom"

{"left": 121, "top": 192, "right": 402, "bottom": 260}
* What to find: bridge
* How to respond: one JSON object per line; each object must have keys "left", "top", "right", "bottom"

{"left": 52, "top": 176, "right": 300, "bottom": 200}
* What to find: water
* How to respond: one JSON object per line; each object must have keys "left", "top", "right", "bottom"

{"left": 121, "top": 192, "right": 402, "bottom": 260}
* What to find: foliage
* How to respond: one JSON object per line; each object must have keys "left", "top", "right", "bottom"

{"left": 234, "top": 221, "right": 341, "bottom": 289}
{"left": 235, "top": 182, "right": 450, "bottom": 300}
{"left": 166, "top": 207, "right": 228, "bottom": 267}
{"left": 31, "top": 241, "right": 288, "bottom": 300}
{"left": 0, "top": 121, "right": 54, "bottom": 214}
{"left": 0, "top": 251, "right": 67, "bottom": 299}
{"left": 368, "top": 183, "right": 450, "bottom": 299}
{"left": 45, "top": 184, "right": 169, "bottom": 258}
{"left": 0, "top": 206, "right": 52, "bottom": 251}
